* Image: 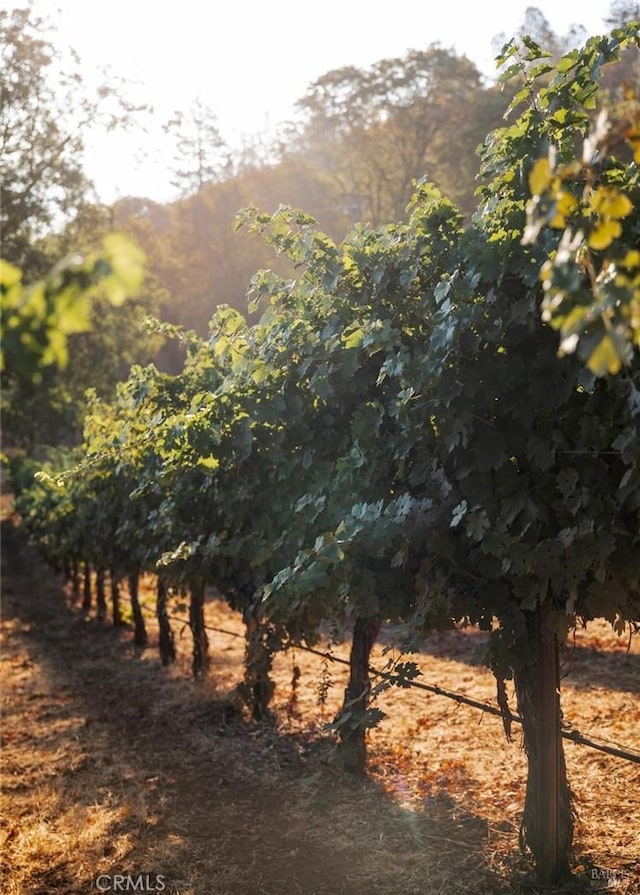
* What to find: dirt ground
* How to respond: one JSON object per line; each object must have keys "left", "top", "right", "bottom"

{"left": 1, "top": 506, "right": 639, "bottom": 895}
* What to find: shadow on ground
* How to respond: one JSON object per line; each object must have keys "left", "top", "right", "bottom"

{"left": 1, "top": 515, "right": 585, "bottom": 895}
{"left": 378, "top": 620, "right": 640, "bottom": 696}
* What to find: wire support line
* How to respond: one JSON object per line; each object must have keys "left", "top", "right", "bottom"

{"left": 144, "top": 607, "right": 640, "bottom": 766}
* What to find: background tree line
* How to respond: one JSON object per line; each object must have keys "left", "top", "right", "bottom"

{"left": 1, "top": 1, "right": 638, "bottom": 450}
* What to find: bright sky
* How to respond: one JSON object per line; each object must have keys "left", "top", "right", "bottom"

{"left": 29, "top": 0, "right": 616, "bottom": 203}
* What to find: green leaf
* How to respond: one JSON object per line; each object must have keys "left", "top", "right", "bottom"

{"left": 466, "top": 510, "right": 490, "bottom": 542}
{"left": 451, "top": 500, "right": 468, "bottom": 528}
{"left": 343, "top": 326, "right": 364, "bottom": 349}
{"left": 586, "top": 333, "right": 624, "bottom": 376}
{"left": 100, "top": 233, "right": 146, "bottom": 305}
{"left": 197, "top": 456, "right": 220, "bottom": 472}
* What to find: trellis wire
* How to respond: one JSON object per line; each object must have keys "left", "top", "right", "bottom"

{"left": 150, "top": 608, "right": 640, "bottom": 766}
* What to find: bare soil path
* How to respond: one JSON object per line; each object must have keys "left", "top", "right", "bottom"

{"left": 1, "top": 509, "right": 639, "bottom": 895}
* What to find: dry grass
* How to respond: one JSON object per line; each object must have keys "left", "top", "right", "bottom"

{"left": 1, "top": 508, "right": 639, "bottom": 895}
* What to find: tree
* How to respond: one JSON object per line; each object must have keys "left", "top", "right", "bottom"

{"left": 0, "top": 6, "right": 147, "bottom": 275}
{"left": 292, "top": 47, "right": 500, "bottom": 224}
{"left": 0, "top": 8, "right": 158, "bottom": 449}
{"left": 0, "top": 7, "right": 89, "bottom": 272}
{"left": 605, "top": 0, "right": 640, "bottom": 27}
{"left": 493, "top": 6, "right": 588, "bottom": 69}
{"left": 163, "top": 98, "right": 231, "bottom": 197}
{"left": 109, "top": 163, "right": 343, "bottom": 339}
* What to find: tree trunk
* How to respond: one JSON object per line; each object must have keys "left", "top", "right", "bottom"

{"left": 514, "top": 604, "right": 573, "bottom": 884}
{"left": 189, "top": 577, "right": 209, "bottom": 677}
{"left": 336, "top": 615, "right": 382, "bottom": 774}
{"left": 96, "top": 568, "right": 107, "bottom": 621}
{"left": 156, "top": 576, "right": 176, "bottom": 665}
{"left": 71, "top": 559, "right": 80, "bottom": 601}
{"left": 242, "top": 607, "right": 276, "bottom": 720}
{"left": 110, "top": 569, "right": 123, "bottom": 626}
{"left": 82, "top": 561, "right": 92, "bottom": 611}
{"left": 128, "top": 573, "right": 148, "bottom": 646}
